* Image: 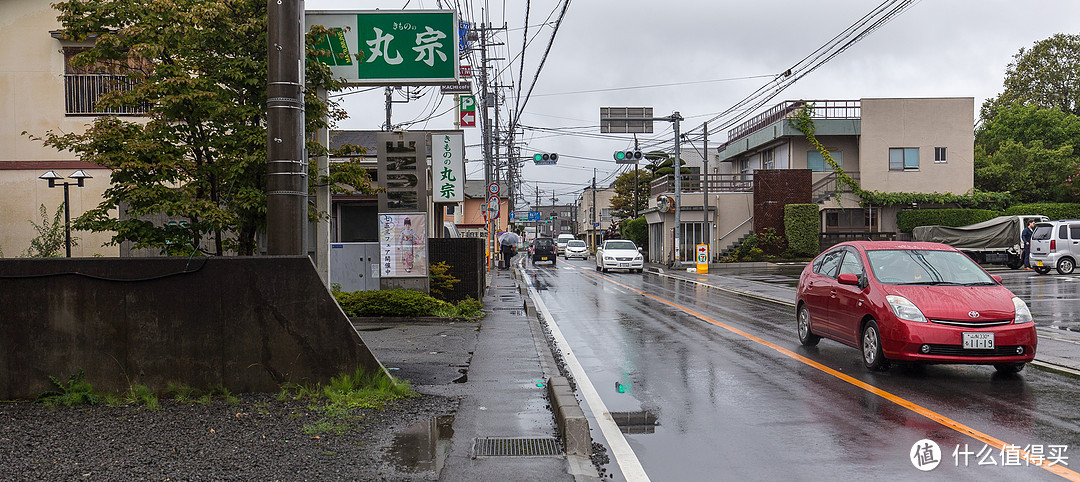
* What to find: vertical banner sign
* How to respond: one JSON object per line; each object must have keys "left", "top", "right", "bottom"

{"left": 305, "top": 10, "right": 460, "bottom": 85}
{"left": 459, "top": 95, "right": 477, "bottom": 127}
{"left": 696, "top": 244, "right": 709, "bottom": 274}
{"left": 435, "top": 132, "right": 465, "bottom": 203}
{"left": 379, "top": 213, "right": 428, "bottom": 278}
{"left": 377, "top": 131, "right": 429, "bottom": 212}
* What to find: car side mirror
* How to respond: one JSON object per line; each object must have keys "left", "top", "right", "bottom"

{"left": 837, "top": 273, "right": 860, "bottom": 286}
{"left": 991, "top": 274, "right": 1003, "bottom": 284}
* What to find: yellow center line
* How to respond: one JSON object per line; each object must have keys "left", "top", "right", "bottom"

{"left": 584, "top": 270, "right": 1080, "bottom": 480}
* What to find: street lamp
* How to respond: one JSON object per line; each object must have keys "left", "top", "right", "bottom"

{"left": 39, "top": 169, "right": 92, "bottom": 257}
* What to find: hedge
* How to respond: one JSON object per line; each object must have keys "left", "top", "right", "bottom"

{"left": 1005, "top": 203, "right": 1080, "bottom": 221}
{"left": 784, "top": 204, "right": 820, "bottom": 257}
{"left": 895, "top": 209, "right": 1002, "bottom": 233}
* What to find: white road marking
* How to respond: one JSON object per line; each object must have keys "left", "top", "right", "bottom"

{"left": 523, "top": 275, "right": 651, "bottom": 482}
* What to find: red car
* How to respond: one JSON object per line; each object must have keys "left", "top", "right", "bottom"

{"left": 796, "top": 241, "right": 1036, "bottom": 373}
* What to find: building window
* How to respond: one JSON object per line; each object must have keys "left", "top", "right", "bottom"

{"left": 889, "top": 148, "right": 919, "bottom": 170}
{"left": 935, "top": 147, "right": 947, "bottom": 163}
{"left": 64, "top": 47, "right": 149, "bottom": 116}
{"left": 761, "top": 149, "right": 774, "bottom": 170}
{"left": 823, "top": 208, "right": 877, "bottom": 232}
{"left": 807, "top": 150, "right": 842, "bottom": 172}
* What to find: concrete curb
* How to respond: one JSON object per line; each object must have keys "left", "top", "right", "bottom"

{"left": 546, "top": 376, "right": 591, "bottom": 457}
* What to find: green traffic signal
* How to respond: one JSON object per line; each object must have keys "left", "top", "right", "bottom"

{"left": 614, "top": 151, "right": 626, "bottom": 161}
{"left": 534, "top": 153, "right": 543, "bottom": 162}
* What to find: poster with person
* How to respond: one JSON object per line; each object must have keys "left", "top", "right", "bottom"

{"left": 378, "top": 213, "right": 428, "bottom": 278}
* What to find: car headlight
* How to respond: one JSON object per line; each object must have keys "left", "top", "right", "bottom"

{"left": 1012, "top": 297, "right": 1033, "bottom": 324}
{"left": 634, "top": 256, "right": 643, "bottom": 262}
{"left": 886, "top": 295, "right": 927, "bottom": 323}
{"left": 604, "top": 256, "right": 615, "bottom": 261}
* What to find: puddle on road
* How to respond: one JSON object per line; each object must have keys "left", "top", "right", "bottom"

{"left": 386, "top": 414, "right": 455, "bottom": 473}
{"left": 610, "top": 410, "right": 659, "bottom": 434}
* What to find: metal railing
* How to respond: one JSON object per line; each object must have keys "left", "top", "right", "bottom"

{"left": 65, "top": 74, "right": 148, "bottom": 115}
{"left": 650, "top": 173, "right": 754, "bottom": 196}
{"left": 724, "top": 99, "right": 861, "bottom": 145}
{"left": 811, "top": 171, "right": 860, "bottom": 203}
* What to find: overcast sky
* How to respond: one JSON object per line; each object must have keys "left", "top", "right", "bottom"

{"left": 304, "top": 0, "right": 1080, "bottom": 206}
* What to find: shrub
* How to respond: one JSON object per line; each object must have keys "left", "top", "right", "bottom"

{"left": 333, "top": 289, "right": 483, "bottom": 318}
{"left": 784, "top": 204, "right": 820, "bottom": 257}
{"left": 620, "top": 216, "right": 648, "bottom": 248}
{"left": 1005, "top": 203, "right": 1080, "bottom": 220}
{"left": 756, "top": 227, "right": 785, "bottom": 256}
{"left": 896, "top": 209, "right": 1003, "bottom": 233}
{"left": 428, "top": 261, "right": 459, "bottom": 301}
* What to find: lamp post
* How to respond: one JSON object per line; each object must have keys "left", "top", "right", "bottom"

{"left": 39, "top": 170, "right": 92, "bottom": 257}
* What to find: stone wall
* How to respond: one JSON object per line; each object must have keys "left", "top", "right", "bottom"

{"left": 753, "top": 169, "right": 813, "bottom": 251}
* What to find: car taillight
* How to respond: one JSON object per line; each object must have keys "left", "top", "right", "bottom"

{"left": 1051, "top": 239, "right": 1056, "bottom": 250}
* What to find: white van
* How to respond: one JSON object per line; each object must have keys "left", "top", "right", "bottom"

{"left": 555, "top": 234, "right": 575, "bottom": 254}
{"left": 1030, "top": 220, "right": 1080, "bottom": 274}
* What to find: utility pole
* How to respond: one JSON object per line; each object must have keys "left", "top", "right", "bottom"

{"left": 592, "top": 168, "right": 597, "bottom": 250}
{"left": 479, "top": 23, "right": 494, "bottom": 267}
{"left": 633, "top": 136, "right": 640, "bottom": 218}
{"left": 266, "top": 0, "right": 305, "bottom": 256}
{"left": 703, "top": 122, "right": 710, "bottom": 264}
{"left": 673, "top": 112, "right": 683, "bottom": 265}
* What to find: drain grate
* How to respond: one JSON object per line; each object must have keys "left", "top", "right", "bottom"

{"left": 473, "top": 437, "right": 560, "bottom": 457}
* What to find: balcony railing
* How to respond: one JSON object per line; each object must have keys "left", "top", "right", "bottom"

{"left": 723, "top": 99, "right": 861, "bottom": 146}
{"left": 65, "top": 74, "right": 148, "bottom": 115}
{"left": 811, "top": 171, "right": 860, "bottom": 203}
{"left": 650, "top": 173, "right": 754, "bottom": 196}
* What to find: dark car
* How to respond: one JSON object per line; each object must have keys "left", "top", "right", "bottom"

{"left": 531, "top": 237, "right": 557, "bottom": 265}
{"left": 795, "top": 241, "right": 1036, "bottom": 373}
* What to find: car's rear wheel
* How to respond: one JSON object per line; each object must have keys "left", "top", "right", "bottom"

{"left": 861, "top": 320, "right": 890, "bottom": 371}
{"left": 1006, "top": 256, "right": 1023, "bottom": 269}
{"left": 1057, "top": 257, "right": 1075, "bottom": 275}
{"left": 1035, "top": 265, "right": 1051, "bottom": 275}
{"left": 994, "top": 363, "right": 1025, "bottom": 374}
{"left": 797, "top": 304, "right": 821, "bottom": 346}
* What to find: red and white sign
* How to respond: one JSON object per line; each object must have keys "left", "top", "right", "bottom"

{"left": 486, "top": 194, "right": 500, "bottom": 219}
{"left": 459, "top": 65, "right": 473, "bottom": 77}
{"left": 487, "top": 182, "right": 500, "bottom": 196}
{"left": 460, "top": 110, "right": 476, "bottom": 127}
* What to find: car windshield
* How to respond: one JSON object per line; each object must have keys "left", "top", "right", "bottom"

{"left": 604, "top": 241, "right": 637, "bottom": 250}
{"left": 866, "top": 249, "right": 994, "bottom": 285}
{"left": 567, "top": 240, "right": 586, "bottom": 247}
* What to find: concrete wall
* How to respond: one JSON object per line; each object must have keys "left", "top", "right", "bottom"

{"left": 0, "top": 257, "right": 383, "bottom": 400}
{"left": 859, "top": 97, "right": 974, "bottom": 194}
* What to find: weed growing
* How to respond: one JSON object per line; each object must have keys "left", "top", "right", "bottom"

{"left": 281, "top": 367, "right": 417, "bottom": 435}
{"left": 37, "top": 369, "right": 99, "bottom": 408}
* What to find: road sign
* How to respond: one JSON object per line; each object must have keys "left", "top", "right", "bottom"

{"left": 528, "top": 211, "right": 541, "bottom": 221}
{"left": 593, "top": 222, "right": 600, "bottom": 227}
{"left": 487, "top": 182, "right": 499, "bottom": 195}
{"left": 486, "top": 194, "right": 500, "bottom": 218}
{"left": 600, "top": 107, "right": 654, "bottom": 133}
{"left": 459, "top": 95, "right": 476, "bottom": 127}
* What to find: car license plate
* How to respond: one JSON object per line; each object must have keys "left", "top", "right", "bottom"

{"left": 619, "top": 263, "right": 629, "bottom": 268}
{"left": 1036, "top": 260, "right": 1044, "bottom": 267}
{"left": 962, "top": 332, "right": 994, "bottom": 349}
{"left": 540, "top": 256, "right": 548, "bottom": 261}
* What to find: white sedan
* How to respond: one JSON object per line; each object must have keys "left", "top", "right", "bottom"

{"left": 595, "top": 239, "right": 644, "bottom": 273}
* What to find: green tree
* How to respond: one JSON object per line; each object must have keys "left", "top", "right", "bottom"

{"left": 619, "top": 216, "right": 648, "bottom": 248}
{"left": 974, "top": 103, "right": 1080, "bottom": 203}
{"left": 33, "top": 0, "right": 373, "bottom": 256}
{"left": 609, "top": 168, "right": 655, "bottom": 220}
{"left": 981, "top": 33, "right": 1080, "bottom": 123}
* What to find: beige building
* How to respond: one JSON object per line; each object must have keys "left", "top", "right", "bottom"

{"left": 1, "top": 0, "right": 122, "bottom": 257}
{"left": 577, "top": 185, "right": 617, "bottom": 250}
{"left": 647, "top": 97, "right": 975, "bottom": 264}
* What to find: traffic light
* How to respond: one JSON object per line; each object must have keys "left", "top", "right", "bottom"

{"left": 614, "top": 150, "right": 643, "bottom": 163}
{"left": 533, "top": 153, "right": 558, "bottom": 164}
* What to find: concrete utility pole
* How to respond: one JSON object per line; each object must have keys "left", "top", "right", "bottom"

{"left": 592, "top": 168, "right": 597, "bottom": 249}
{"left": 703, "top": 122, "right": 710, "bottom": 264}
{"left": 479, "top": 23, "right": 494, "bottom": 265}
{"left": 266, "top": 0, "right": 306, "bottom": 256}
{"left": 672, "top": 111, "right": 683, "bottom": 264}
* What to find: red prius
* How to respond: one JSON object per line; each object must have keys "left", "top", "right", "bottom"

{"left": 795, "top": 241, "right": 1036, "bottom": 373}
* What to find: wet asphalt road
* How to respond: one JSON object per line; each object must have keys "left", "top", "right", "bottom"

{"left": 525, "top": 259, "right": 1080, "bottom": 481}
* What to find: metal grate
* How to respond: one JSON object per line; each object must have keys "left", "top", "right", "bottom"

{"left": 473, "top": 437, "right": 560, "bottom": 457}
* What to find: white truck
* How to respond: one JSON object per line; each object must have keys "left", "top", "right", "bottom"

{"left": 912, "top": 215, "right": 1048, "bottom": 269}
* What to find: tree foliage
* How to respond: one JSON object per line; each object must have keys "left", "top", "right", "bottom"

{"left": 980, "top": 33, "right": 1080, "bottom": 123}
{"left": 33, "top": 0, "right": 373, "bottom": 255}
{"left": 609, "top": 168, "right": 654, "bottom": 220}
{"left": 974, "top": 104, "right": 1080, "bottom": 204}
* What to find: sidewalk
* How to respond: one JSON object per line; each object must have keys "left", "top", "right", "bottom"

{"left": 356, "top": 257, "right": 597, "bottom": 481}
{"left": 646, "top": 262, "right": 1080, "bottom": 376}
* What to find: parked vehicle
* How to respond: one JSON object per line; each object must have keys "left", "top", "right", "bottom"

{"left": 595, "top": 239, "right": 644, "bottom": 273}
{"left": 556, "top": 234, "right": 575, "bottom": 254}
{"left": 564, "top": 239, "right": 588, "bottom": 260}
{"left": 912, "top": 215, "right": 1048, "bottom": 269}
{"left": 1029, "top": 220, "right": 1080, "bottom": 275}
{"left": 795, "top": 241, "right": 1036, "bottom": 373}
{"left": 531, "top": 237, "right": 557, "bottom": 265}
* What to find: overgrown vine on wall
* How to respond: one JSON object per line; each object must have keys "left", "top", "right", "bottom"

{"left": 787, "top": 104, "right": 1012, "bottom": 210}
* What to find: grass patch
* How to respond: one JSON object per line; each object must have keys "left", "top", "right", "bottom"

{"left": 37, "top": 369, "right": 99, "bottom": 408}
{"left": 281, "top": 367, "right": 417, "bottom": 435}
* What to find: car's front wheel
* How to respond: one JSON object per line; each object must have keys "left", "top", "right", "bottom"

{"left": 797, "top": 304, "right": 821, "bottom": 346}
{"left": 861, "top": 320, "right": 890, "bottom": 371}
{"left": 1057, "top": 257, "right": 1075, "bottom": 275}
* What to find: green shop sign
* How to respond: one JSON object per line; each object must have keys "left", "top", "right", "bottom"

{"left": 307, "top": 10, "right": 460, "bottom": 85}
